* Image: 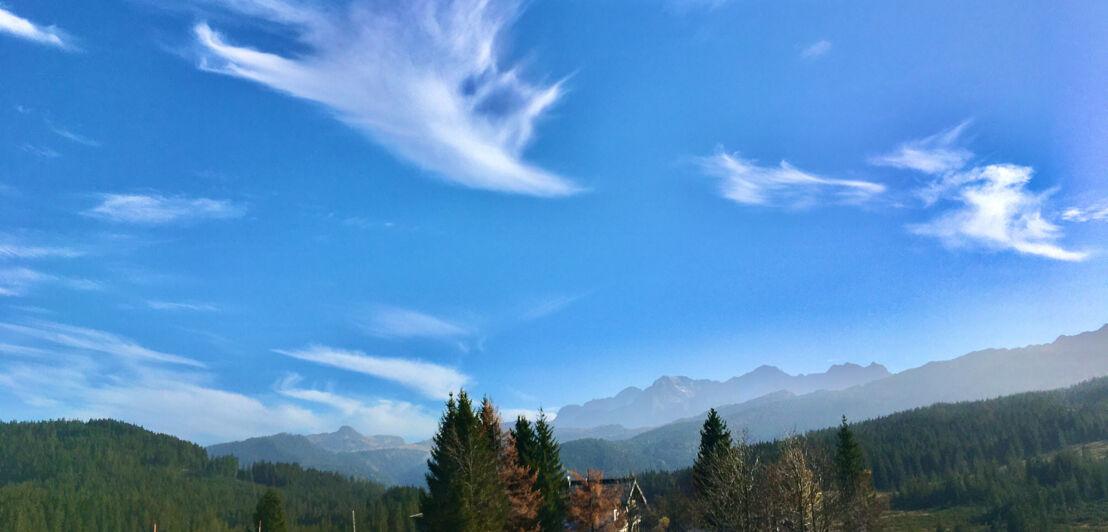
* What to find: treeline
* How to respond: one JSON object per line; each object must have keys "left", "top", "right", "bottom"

{"left": 0, "top": 419, "right": 418, "bottom": 531}
{"left": 640, "top": 377, "right": 1108, "bottom": 531}
{"left": 797, "top": 377, "right": 1108, "bottom": 492}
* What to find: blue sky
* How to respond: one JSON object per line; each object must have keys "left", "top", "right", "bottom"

{"left": 1, "top": 0, "right": 1107, "bottom": 444}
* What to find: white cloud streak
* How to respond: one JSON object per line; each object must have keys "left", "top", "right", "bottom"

{"left": 699, "top": 151, "right": 885, "bottom": 207}
{"left": 49, "top": 125, "right": 100, "bottom": 147}
{"left": 0, "top": 245, "right": 82, "bottom": 259}
{"left": 147, "top": 300, "right": 221, "bottom": 312}
{"left": 276, "top": 374, "right": 438, "bottom": 438}
{"left": 191, "top": 0, "right": 577, "bottom": 196}
{"left": 801, "top": 40, "right": 831, "bottom": 59}
{"left": 0, "top": 320, "right": 206, "bottom": 367}
{"left": 868, "top": 121, "right": 974, "bottom": 180}
{"left": 0, "top": 7, "right": 76, "bottom": 50}
{"left": 1062, "top": 203, "right": 1108, "bottom": 223}
{"left": 275, "top": 345, "right": 469, "bottom": 399}
{"left": 85, "top": 194, "right": 245, "bottom": 224}
{"left": 361, "top": 306, "right": 469, "bottom": 339}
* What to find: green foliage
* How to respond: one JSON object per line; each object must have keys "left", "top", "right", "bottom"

{"left": 253, "top": 490, "right": 288, "bottom": 532}
{"left": 0, "top": 419, "right": 421, "bottom": 531}
{"left": 420, "top": 391, "right": 509, "bottom": 531}
{"left": 531, "top": 411, "right": 569, "bottom": 531}
{"left": 691, "top": 408, "right": 732, "bottom": 496}
{"left": 835, "top": 416, "right": 865, "bottom": 497}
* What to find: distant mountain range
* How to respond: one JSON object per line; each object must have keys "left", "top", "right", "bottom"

{"left": 207, "top": 426, "right": 430, "bottom": 486}
{"left": 559, "top": 324, "right": 1108, "bottom": 473}
{"left": 554, "top": 362, "right": 891, "bottom": 429}
{"left": 209, "top": 324, "right": 1108, "bottom": 483}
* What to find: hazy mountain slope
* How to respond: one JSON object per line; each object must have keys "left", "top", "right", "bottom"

{"left": 207, "top": 429, "right": 429, "bottom": 487}
{"left": 561, "top": 324, "right": 1108, "bottom": 473}
{"left": 306, "top": 425, "right": 405, "bottom": 453}
{"left": 554, "top": 362, "right": 889, "bottom": 429}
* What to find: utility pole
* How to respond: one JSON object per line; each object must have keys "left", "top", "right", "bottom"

{"left": 352, "top": 509, "right": 356, "bottom": 532}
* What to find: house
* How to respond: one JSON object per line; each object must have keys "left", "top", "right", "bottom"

{"left": 567, "top": 474, "right": 650, "bottom": 532}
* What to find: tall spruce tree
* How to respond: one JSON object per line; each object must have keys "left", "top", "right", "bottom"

{"left": 835, "top": 416, "right": 865, "bottom": 498}
{"left": 514, "top": 416, "right": 538, "bottom": 465}
{"left": 692, "top": 408, "right": 733, "bottom": 495}
{"left": 421, "top": 391, "right": 508, "bottom": 531}
{"left": 252, "top": 489, "right": 288, "bottom": 532}
{"left": 835, "top": 415, "right": 881, "bottom": 530}
{"left": 531, "top": 411, "right": 568, "bottom": 531}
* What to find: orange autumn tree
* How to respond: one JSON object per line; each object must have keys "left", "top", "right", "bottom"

{"left": 567, "top": 470, "right": 626, "bottom": 532}
{"left": 479, "top": 398, "right": 544, "bottom": 532}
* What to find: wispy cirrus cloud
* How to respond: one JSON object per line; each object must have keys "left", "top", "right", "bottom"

{"left": 190, "top": 0, "right": 577, "bottom": 196}
{"left": 698, "top": 151, "right": 885, "bottom": 207}
{"left": 147, "top": 300, "right": 221, "bottom": 312}
{"left": 84, "top": 194, "right": 245, "bottom": 224}
{"left": 0, "top": 268, "right": 101, "bottom": 296}
{"left": 0, "top": 7, "right": 77, "bottom": 50}
{"left": 359, "top": 306, "right": 469, "bottom": 339}
{"left": 869, "top": 121, "right": 974, "bottom": 181}
{"left": 276, "top": 374, "right": 438, "bottom": 438}
{"left": 0, "top": 320, "right": 205, "bottom": 367}
{"left": 801, "top": 40, "right": 832, "bottom": 59}
{"left": 0, "top": 244, "right": 82, "bottom": 259}
{"left": 1062, "top": 203, "right": 1108, "bottom": 223}
{"left": 0, "top": 318, "right": 439, "bottom": 443}
{"left": 275, "top": 345, "right": 469, "bottom": 399}
{"left": 909, "top": 164, "right": 1087, "bottom": 261}
{"left": 878, "top": 123, "right": 1087, "bottom": 261}
{"left": 48, "top": 123, "right": 100, "bottom": 147}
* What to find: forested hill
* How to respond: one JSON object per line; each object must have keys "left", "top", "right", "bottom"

{"left": 0, "top": 419, "right": 421, "bottom": 531}
{"left": 639, "top": 376, "right": 1108, "bottom": 530}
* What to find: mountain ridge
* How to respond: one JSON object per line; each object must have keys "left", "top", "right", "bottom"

{"left": 554, "top": 361, "right": 890, "bottom": 429}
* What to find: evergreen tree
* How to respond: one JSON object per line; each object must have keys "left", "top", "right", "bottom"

{"left": 531, "top": 411, "right": 569, "bottom": 532}
{"left": 514, "top": 416, "right": 538, "bottom": 466}
{"left": 835, "top": 416, "right": 865, "bottom": 498}
{"left": 252, "top": 489, "right": 288, "bottom": 532}
{"left": 692, "top": 408, "right": 733, "bottom": 495}
{"left": 421, "top": 391, "right": 508, "bottom": 532}
{"left": 834, "top": 416, "right": 880, "bottom": 531}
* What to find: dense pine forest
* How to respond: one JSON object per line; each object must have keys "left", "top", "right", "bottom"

{"left": 0, "top": 419, "right": 419, "bottom": 531}
{"left": 639, "top": 376, "right": 1108, "bottom": 531}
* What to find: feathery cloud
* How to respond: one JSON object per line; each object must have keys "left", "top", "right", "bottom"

{"left": 0, "top": 7, "right": 76, "bottom": 50}
{"left": 801, "top": 40, "right": 832, "bottom": 59}
{"left": 147, "top": 300, "right": 221, "bottom": 312}
{"left": 360, "top": 306, "right": 469, "bottom": 339}
{"left": 910, "top": 164, "right": 1087, "bottom": 261}
{"left": 0, "top": 318, "right": 439, "bottom": 443}
{"left": 877, "top": 123, "right": 1087, "bottom": 261}
{"left": 699, "top": 151, "right": 885, "bottom": 207}
{"left": 191, "top": 0, "right": 577, "bottom": 196}
{"left": 0, "top": 320, "right": 206, "bottom": 367}
{"left": 276, "top": 375, "right": 438, "bottom": 438}
{"left": 1061, "top": 203, "right": 1108, "bottom": 223}
{"left": 85, "top": 194, "right": 245, "bottom": 224}
{"left": 869, "top": 121, "right": 974, "bottom": 180}
{"left": 0, "top": 244, "right": 82, "bottom": 259}
{"left": 275, "top": 345, "right": 469, "bottom": 399}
